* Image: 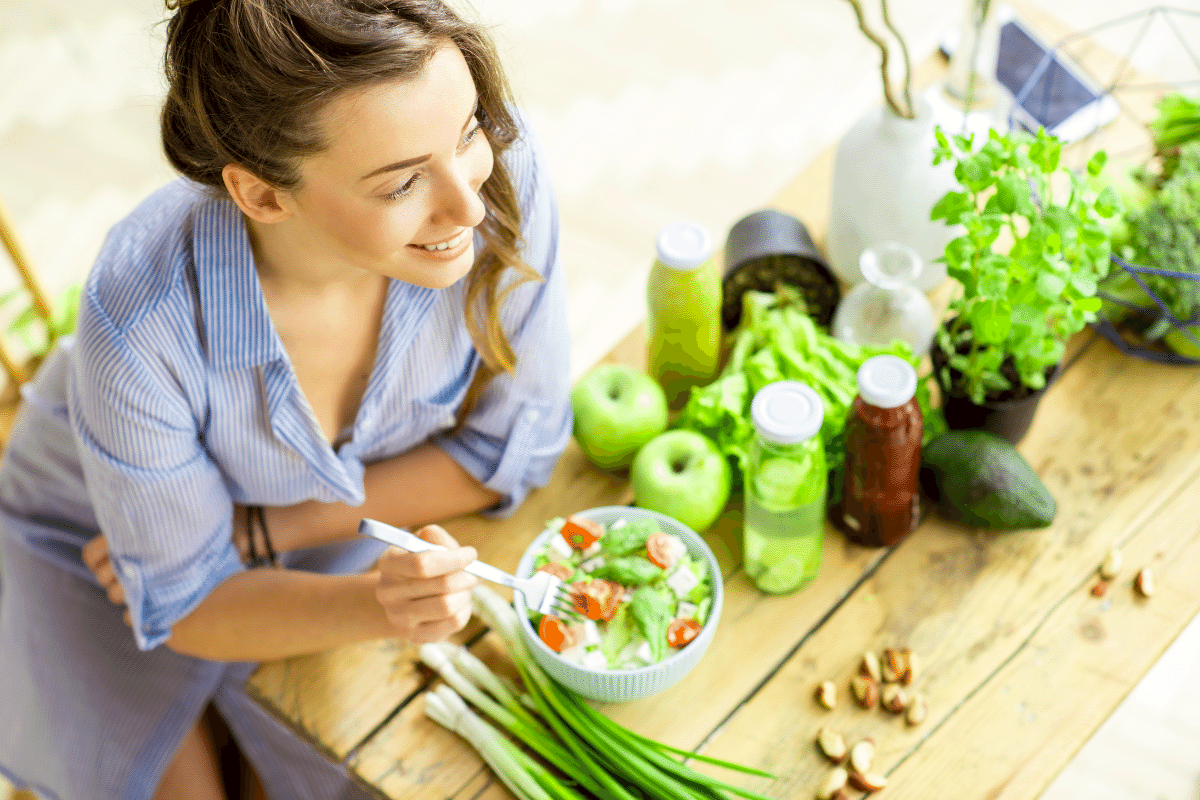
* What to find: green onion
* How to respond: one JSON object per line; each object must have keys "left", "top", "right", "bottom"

{"left": 467, "top": 584, "right": 778, "bottom": 800}
{"left": 425, "top": 685, "right": 557, "bottom": 800}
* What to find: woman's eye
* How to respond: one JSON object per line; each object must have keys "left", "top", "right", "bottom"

{"left": 459, "top": 124, "right": 482, "bottom": 150}
{"left": 384, "top": 172, "right": 421, "bottom": 202}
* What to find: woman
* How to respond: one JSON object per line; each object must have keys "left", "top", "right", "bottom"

{"left": 0, "top": 1, "right": 572, "bottom": 798}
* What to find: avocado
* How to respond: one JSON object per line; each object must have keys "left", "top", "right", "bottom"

{"left": 920, "top": 430, "right": 1056, "bottom": 530}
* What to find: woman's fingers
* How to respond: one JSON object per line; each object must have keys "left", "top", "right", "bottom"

{"left": 82, "top": 534, "right": 128, "bottom": 606}
{"left": 82, "top": 534, "right": 109, "bottom": 571}
{"left": 416, "top": 523, "right": 458, "bottom": 548}
{"left": 374, "top": 523, "right": 479, "bottom": 642}
{"left": 375, "top": 568, "right": 477, "bottom": 602}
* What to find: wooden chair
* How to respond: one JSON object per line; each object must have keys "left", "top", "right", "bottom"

{"left": 0, "top": 195, "right": 55, "bottom": 442}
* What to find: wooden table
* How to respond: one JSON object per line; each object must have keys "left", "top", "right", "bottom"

{"left": 246, "top": 8, "right": 1200, "bottom": 799}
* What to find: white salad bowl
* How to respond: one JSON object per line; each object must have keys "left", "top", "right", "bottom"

{"left": 513, "top": 505, "right": 723, "bottom": 703}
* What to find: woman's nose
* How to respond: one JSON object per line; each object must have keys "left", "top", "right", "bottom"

{"left": 430, "top": 164, "right": 488, "bottom": 229}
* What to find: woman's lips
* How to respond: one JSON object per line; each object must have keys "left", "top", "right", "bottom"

{"left": 407, "top": 228, "right": 473, "bottom": 261}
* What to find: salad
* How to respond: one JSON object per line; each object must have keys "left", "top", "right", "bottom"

{"left": 528, "top": 514, "right": 713, "bottom": 670}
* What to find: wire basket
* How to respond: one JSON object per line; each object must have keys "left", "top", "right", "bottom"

{"left": 1007, "top": 6, "right": 1200, "bottom": 366}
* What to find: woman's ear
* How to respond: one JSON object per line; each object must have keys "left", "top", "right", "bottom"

{"left": 222, "top": 164, "right": 294, "bottom": 224}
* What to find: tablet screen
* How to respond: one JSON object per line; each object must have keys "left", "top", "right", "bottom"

{"left": 996, "top": 20, "right": 1102, "bottom": 128}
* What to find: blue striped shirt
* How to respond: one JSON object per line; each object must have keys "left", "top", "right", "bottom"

{"left": 0, "top": 119, "right": 572, "bottom": 651}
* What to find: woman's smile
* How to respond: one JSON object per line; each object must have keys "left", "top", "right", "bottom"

{"left": 408, "top": 227, "right": 474, "bottom": 262}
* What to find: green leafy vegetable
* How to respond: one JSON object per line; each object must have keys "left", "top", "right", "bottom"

{"left": 629, "top": 586, "right": 673, "bottom": 663}
{"left": 1125, "top": 141, "right": 1200, "bottom": 345}
{"left": 600, "top": 604, "right": 636, "bottom": 668}
{"left": 591, "top": 556, "right": 663, "bottom": 586}
{"left": 599, "top": 517, "right": 657, "bottom": 556}
{"left": 931, "top": 127, "right": 1114, "bottom": 404}
{"left": 673, "top": 283, "right": 944, "bottom": 499}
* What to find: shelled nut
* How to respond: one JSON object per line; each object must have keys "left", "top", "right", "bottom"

{"left": 903, "top": 650, "right": 918, "bottom": 685}
{"left": 816, "top": 727, "right": 848, "bottom": 764}
{"left": 1099, "top": 548, "right": 1123, "bottom": 580}
{"left": 860, "top": 651, "right": 883, "bottom": 683}
{"left": 817, "top": 767, "right": 848, "bottom": 800}
{"left": 1134, "top": 567, "right": 1155, "bottom": 598}
{"left": 848, "top": 739, "right": 875, "bottom": 774}
{"left": 881, "top": 683, "right": 909, "bottom": 714}
{"left": 882, "top": 648, "right": 911, "bottom": 684}
{"left": 848, "top": 772, "right": 888, "bottom": 793}
{"left": 815, "top": 680, "right": 838, "bottom": 710}
{"left": 850, "top": 674, "right": 879, "bottom": 709}
{"left": 906, "top": 693, "right": 928, "bottom": 726}
{"left": 1091, "top": 580, "right": 1108, "bottom": 598}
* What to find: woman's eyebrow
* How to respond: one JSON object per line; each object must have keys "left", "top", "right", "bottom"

{"left": 358, "top": 99, "right": 481, "bottom": 182}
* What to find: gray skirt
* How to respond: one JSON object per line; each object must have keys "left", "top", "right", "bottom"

{"left": 0, "top": 534, "right": 388, "bottom": 800}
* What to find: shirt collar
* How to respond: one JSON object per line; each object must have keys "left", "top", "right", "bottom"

{"left": 192, "top": 195, "right": 284, "bottom": 371}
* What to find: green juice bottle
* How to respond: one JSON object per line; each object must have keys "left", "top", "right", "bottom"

{"left": 743, "top": 381, "right": 827, "bottom": 594}
{"left": 647, "top": 221, "right": 722, "bottom": 409}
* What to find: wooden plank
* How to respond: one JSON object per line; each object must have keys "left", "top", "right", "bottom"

{"left": 347, "top": 633, "right": 522, "bottom": 799}
{"left": 884, "top": 471, "right": 1200, "bottom": 798}
{"left": 687, "top": 341, "right": 1200, "bottom": 797}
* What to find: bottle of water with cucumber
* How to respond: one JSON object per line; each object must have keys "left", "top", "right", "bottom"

{"left": 743, "top": 381, "right": 827, "bottom": 594}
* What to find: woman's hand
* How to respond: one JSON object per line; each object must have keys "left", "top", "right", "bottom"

{"left": 82, "top": 534, "right": 126, "bottom": 606}
{"left": 374, "top": 524, "right": 479, "bottom": 644}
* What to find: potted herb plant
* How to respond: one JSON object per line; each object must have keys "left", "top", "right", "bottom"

{"left": 929, "top": 126, "right": 1118, "bottom": 443}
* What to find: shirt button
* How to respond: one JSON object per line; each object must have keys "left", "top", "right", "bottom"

{"left": 523, "top": 408, "right": 540, "bottom": 423}
{"left": 121, "top": 563, "right": 136, "bottom": 580}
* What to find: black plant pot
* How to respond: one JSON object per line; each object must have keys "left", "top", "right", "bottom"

{"left": 930, "top": 341, "right": 1059, "bottom": 446}
{"left": 722, "top": 209, "right": 841, "bottom": 330}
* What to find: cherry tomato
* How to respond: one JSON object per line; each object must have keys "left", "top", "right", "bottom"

{"left": 646, "top": 531, "right": 675, "bottom": 569}
{"left": 667, "top": 618, "right": 702, "bottom": 648}
{"left": 570, "top": 580, "right": 616, "bottom": 621}
{"left": 537, "top": 562, "right": 574, "bottom": 582}
{"left": 560, "top": 515, "right": 603, "bottom": 550}
{"left": 600, "top": 581, "right": 624, "bottom": 621}
{"left": 539, "top": 615, "right": 570, "bottom": 652}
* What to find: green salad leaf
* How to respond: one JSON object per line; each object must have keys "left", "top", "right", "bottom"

{"left": 591, "top": 556, "right": 663, "bottom": 586}
{"left": 673, "top": 284, "right": 945, "bottom": 502}
{"left": 600, "top": 604, "right": 636, "bottom": 667}
{"left": 629, "top": 586, "right": 674, "bottom": 663}
{"left": 599, "top": 517, "right": 657, "bottom": 557}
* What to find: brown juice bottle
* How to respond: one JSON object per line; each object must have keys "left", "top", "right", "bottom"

{"left": 836, "top": 355, "right": 923, "bottom": 547}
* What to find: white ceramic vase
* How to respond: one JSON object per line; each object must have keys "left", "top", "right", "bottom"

{"left": 826, "top": 98, "right": 960, "bottom": 290}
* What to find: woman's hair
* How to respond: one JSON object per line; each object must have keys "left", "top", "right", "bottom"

{"left": 161, "top": 0, "right": 540, "bottom": 424}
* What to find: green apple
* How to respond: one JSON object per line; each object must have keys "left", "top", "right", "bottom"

{"left": 631, "top": 429, "right": 731, "bottom": 532}
{"left": 571, "top": 364, "right": 669, "bottom": 470}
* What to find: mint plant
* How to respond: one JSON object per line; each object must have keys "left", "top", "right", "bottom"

{"left": 930, "top": 127, "right": 1119, "bottom": 404}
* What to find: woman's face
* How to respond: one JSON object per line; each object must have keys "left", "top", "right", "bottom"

{"left": 281, "top": 41, "right": 494, "bottom": 289}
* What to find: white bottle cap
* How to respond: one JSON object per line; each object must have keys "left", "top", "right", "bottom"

{"left": 750, "top": 381, "right": 824, "bottom": 444}
{"left": 856, "top": 354, "right": 917, "bottom": 409}
{"left": 655, "top": 221, "right": 713, "bottom": 270}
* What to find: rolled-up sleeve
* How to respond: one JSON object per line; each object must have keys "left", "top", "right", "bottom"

{"left": 69, "top": 287, "right": 242, "bottom": 651}
{"left": 434, "top": 115, "right": 573, "bottom": 515}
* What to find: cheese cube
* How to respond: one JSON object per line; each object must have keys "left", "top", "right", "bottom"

{"left": 581, "top": 619, "right": 602, "bottom": 648}
{"left": 665, "top": 563, "right": 700, "bottom": 599}
{"left": 581, "top": 650, "right": 609, "bottom": 671}
{"left": 546, "top": 533, "right": 574, "bottom": 562}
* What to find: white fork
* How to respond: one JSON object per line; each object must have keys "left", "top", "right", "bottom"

{"left": 358, "top": 518, "right": 577, "bottom": 617}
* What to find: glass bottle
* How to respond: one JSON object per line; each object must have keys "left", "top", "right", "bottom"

{"left": 743, "top": 381, "right": 827, "bottom": 594}
{"left": 647, "top": 221, "right": 722, "bottom": 410}
{"left": 835, "top": 355, "right": 924, "bottom": 548}
{"left": 831, "top": 242, "right": 936, "bottom": 356}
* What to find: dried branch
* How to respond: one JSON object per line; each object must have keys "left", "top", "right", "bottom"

{"left": 844, "top": 0, "right": 910, "bottom": 119}
{"left": 878, "top": 0, "right": 915, "bottom": 118}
